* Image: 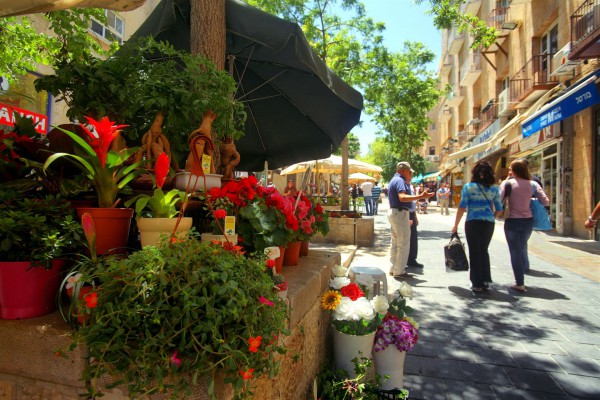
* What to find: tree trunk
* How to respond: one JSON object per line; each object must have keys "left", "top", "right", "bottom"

{"left": 341, "top": 137, "right": 349, "bottom": 210}
{"left": 190, "top": 0, "right": 226, "bottom": 168}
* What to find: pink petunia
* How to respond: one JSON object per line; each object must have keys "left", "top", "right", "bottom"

{"left": 259, "top": 296, "right": 275, "bottom": 307}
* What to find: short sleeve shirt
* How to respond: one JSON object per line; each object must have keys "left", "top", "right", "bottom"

{"left": 388, "top": 173, "right": 413, "bottom": 209}
{"left": 458, "top": 182, "right": 502, "bottom": 222}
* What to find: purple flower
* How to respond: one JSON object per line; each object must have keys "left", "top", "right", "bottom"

{"left": 374, "top": 314, "right": 419, "bottom": 352}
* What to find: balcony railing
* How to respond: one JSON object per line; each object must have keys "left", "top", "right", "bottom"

{"left": 509, "top": 54, "right": 559, "bottom": 107}
{"left": 459, "top": 51, "right": 482, "bottom": 86}
{"left": 448, "top": 26, "right": 465, "bottom": 55}
{"left": 570, "top": 0, "right": 600, "bottom": 59}
{"left": 487, "top": 6, "right": 509, "bottom": 30}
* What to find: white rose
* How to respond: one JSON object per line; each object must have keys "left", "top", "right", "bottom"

{"left": 353, "top": 297, "right": 376, "bottom": 321}
{"left": 398, "top": 282, "right": 414, "bottom": 299}
{"left": 333, "top": 297, "right": 353, "bottom": 321}
{"left": 332, "top": 265, "right": 349, "bottom": 277}
{"left": 371, "top": 295, "right": 389, "bottom": 315}
{"left": 329, "top": 276, "right": 351, "bottom": 290}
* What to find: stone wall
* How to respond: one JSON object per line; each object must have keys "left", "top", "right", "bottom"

{"left": 0, "top": 250, "right": 337, "bottom": 400}
{"left": 311, "top": 217, "right": 374, "bottom": 247}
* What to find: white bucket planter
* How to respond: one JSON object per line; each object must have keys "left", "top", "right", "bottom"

{"left": 174, "top": 172, "right": 222, "bottom": 192}
{"left": 373, "top": 346, "right": 406, "bottom": 390}
{"left": 137, "top": 217, "right": 193, "bottom": 247}
{"left": 332, "top": 328, "right": 375, "bottom": 378}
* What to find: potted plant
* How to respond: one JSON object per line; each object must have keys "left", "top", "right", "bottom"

{"left": 43, "top": 116, "right": 146, "bottom": 254}
{"left": 64, "top": 233, "right": 290, "bottom": 399}
{"left": 266, "top": 259, "right": 288, "bottom": 299}
{"left": 0, "top": 189, "right": 84, "bottom": 319}
{"left": 125, "top": 152, "right": 192, "bottom": 247}
{"left": 373, "top": 283, "right": 418, "bottom": 391}
{"left": 321, "top": 265, "right": 389, "bottom": 378}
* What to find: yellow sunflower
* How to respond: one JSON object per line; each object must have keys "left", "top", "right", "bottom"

{"left": 321, "top": 290, "right": 342, "bottom": 310}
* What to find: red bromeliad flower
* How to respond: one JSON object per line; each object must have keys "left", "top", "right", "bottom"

{"left": 248, "top": 336, "right": 262, "bottom": 353}
{"left": 154, "top": 152, "right": 170, "bottom": 189}
{"left": 80, "top": 116, "right": 128, "bottom": 167}
{"left": 340, "top": 283, "right": 365, "bottom": 301}
{"left": 84, "top": 292, "right": 98, "bottom": 308}
{"left": 239, "top": 368, "right": 255, "bottom": 381}
{"left": 81, "top": 213, "right": 96, "bottom": 248}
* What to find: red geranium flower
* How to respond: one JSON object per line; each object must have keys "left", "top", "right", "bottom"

{"left": 340, "top": 283, "right": 364, "bottom": 301}
{"left": 248, "top": 336, "right": 262, "bottom": 353}
{"left": 239, "top": 368, "right": 255, "bottom": 380}
{"left": 84, "top": 292, "right": 98, "bottom": 308}
{"left": 213, "top": 209, "right": 227, "bottom": 219}
{"left": 265, "top": 259, "right": 276, "bottom": 268}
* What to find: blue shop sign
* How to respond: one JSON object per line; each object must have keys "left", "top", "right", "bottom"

{"left": 522, "top": 74, "right": 600, "bottom": 137}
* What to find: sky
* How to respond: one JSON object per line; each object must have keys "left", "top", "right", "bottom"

{"left": 352, "top": 0, "right": 442, "bottom": 156}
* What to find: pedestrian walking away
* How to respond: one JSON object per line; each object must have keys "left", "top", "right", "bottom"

{"left": 451, "top": 161, "right": 503, "bottom": 293}
{"left": 361, "top": 180, "right": 373, "bottom": 216}
{"left": 388, "top": 161, "right": 433, "bottom": 278}
{"left": 501, "top": 159, "right": 549, "bottom": 292}
{"left": 437, "top": 182, "right": 451, "bottom": 215}
{"left": 371, "top": 181, "right": 382, "bottom": 215}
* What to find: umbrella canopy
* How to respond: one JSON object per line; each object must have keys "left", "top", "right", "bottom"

{"left": 129, "top": 0, "right": 363, "bottom": 171}
{"left": 280, "top": 155, "right": 382, "bottom": 175}
{"left": 348, "top": 172, "right": 376, "bottom": 183}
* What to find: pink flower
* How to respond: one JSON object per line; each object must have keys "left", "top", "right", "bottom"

{"left": 154, "top": 152, "right": 170, "bottom": 189}
{"left": 80, "top": 116, "right": 128, "bottom": 167}
{"left": 81, "top": 213, "right": 96, "bottom": 248}
{"left": 170, "top": 350, "right": 182, "bottom": 367}
{"left": 259, "top": 296, "right": 275, "bottom": 307}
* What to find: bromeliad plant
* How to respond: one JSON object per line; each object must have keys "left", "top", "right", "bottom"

{"left": 125, "top": 152, "right": 189, "bottom": 218}
{"left": 43, "top": 116, "right": 146, "bottom": 207}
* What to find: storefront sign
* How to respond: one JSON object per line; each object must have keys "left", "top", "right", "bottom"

{"left": 0, "top": 102, "right": 47, "bottom": 134}
{"left": 473, "top": 119, "right": 502, "bottom": 162}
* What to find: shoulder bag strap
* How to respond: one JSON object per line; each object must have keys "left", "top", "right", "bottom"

{"left": 476, "top": 183, "right": 495, "bottom": 213}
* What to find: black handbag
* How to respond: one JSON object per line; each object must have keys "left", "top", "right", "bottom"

{"left": 444, "top": 233, "right": 469, "bottom": 271}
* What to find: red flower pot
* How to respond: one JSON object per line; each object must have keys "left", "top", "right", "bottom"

{"left": 0, "top": 259, "right": 65, "bottom": 319}
{"left": 77, "top": 207, "right": 133, "bottom": 255}
{"left": 299, "top": 240, "right": 309, "bottom": 257}
{"left": 274, "top": 246, "right": 285, "bottom": 273}
{"left": 283, "top": 241, "right": 301, "bottom": 266}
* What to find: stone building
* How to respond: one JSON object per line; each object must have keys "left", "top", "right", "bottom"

{"left": 424, "top": 0, "right": 600, "bottom": 240}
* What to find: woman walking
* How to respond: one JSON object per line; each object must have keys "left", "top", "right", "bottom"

{"left": 501, "top": 159, "right": 549, "bottom": 292}
{"left": 451, "top": 162, "right": 503, "bottom": 293}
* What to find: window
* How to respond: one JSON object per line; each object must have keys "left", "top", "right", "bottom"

{"left": 90, "top": 10, "right": 125, "bottom": 44}
{"left": 429, "top": 146, "right": 435, "bottom": 156}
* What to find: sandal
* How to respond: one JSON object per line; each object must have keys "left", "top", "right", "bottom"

{"left": 511, "top": 285, "right": 526, "bottom": 292}
{"left": 472, "top": 287, "right": 484, "bottom": 293}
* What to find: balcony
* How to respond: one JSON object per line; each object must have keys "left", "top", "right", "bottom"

{"left": 569, "top": 0, "right": 600, "bottom": 60}
{"left": 459, "top": 51, "right": 482, "bottom": 86}
{"left": 478, "top": 102, "right": 498, "bottom": 132}
{"left": 446, "top": 86, "right": 464, "bottom": 107}
{"left": 448, "top": 26, "right": 465, "bottom": 55}
{"left": 487, "top": 5, "right": 509, "bottom": 31}
{"left": 440, "top": 54, "right": 453, "bottom": 76}
{"left": 509, "top": 54, "right": 559, "bottom": 108}
{"left": 461, "top": 0, "right": 482, "bottom": 16}
{"left": 439, "top": 105, "right": 452, "bottom": 123}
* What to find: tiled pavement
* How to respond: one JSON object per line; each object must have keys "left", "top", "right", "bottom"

{"left": 344, "top": 200, "right": 600, "bottom": 400}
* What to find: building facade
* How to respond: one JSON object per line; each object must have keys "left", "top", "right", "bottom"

{"left": 426, "top": 0, "right": 600, "bottom": 240}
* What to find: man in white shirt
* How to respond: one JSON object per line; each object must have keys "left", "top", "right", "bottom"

{"left": 361, "top": 180, "right": 374, "bottom": 216}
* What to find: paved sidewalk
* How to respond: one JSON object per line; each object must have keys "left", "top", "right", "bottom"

{"left": 344, "top": 200, "right": 600, "bottom": 400}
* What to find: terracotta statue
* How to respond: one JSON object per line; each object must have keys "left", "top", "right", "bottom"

{"left": 218, "top": 137, "right": 240, "bottom": 181}
{"left": 186, "top": 110, "right": 217, "bottom": 174}
{"left": 134, "top": 112, "right": 173, "bottom": 169}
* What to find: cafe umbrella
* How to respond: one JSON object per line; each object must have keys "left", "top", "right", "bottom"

{"left": 129, "top": 0, "right": 363, "bottom": 171}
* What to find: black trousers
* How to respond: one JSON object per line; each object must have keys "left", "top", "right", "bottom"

{"left": 465, "top": 219, "right": 495, "bottom": 287}
{"left": 408, "top": 211, "right": 418, "bottom": 264}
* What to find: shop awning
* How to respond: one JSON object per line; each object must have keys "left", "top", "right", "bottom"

{"left": 522, "top": 72, "right": 600, "bottom": 137}
{"left": 423, "top": 171, "right": 442, "bottom": 181}
{"left": 446, "top": 141, "right": 490, "bottom": 162}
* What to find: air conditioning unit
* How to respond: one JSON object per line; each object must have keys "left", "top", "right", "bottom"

{"left": 426, "top": 155, "right": 441, "bottom": 162}
{"left": 432, "top": 155, "right": 440, "bottom": 162}
{"left": 551, "top": 43, "right": 580, "bottom": 76}
{"left": 498, "top": 88, "right": 510, "bottom": 115}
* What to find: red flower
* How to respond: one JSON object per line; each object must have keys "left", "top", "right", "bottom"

{"left": 84, "top": 292, "right": 98, "bottom": 308}
{"left": 154, "top": 152, "right": 170, "bottom": 189}
{"left": 340, "top": 283, "right": 364, "bottom": 301}
{"left": 170, "top": 350, "right": 182, "bottom": 367}
{"left": 315, "top": 203, "right": 323, "bottom": 213}
{"left": 213, "top": 209, "right": 227, "bottom": 219}
{"left": 81, "top": 213, "right": 96, "bottom": 248}
{"left": 259, "top": 296, "right": 275, "bottom": 307}
{"left": 265, "top": 259, "right": 276, "bottom": 268}
{"left": 239, "top": 368, "right": 255, "bottom": 380}
{"left": 80, "top": 116, "right": 128, "bottom": 167}
{"left": 248, "top": 336, "right": 262, "bottom": 353}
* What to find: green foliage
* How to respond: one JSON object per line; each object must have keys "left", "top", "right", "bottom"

{"left": 334, "top": 132, "right": 361, "bottom": 158}
{"left": 0, "top": 9, "right": 114, "bottom": 84}
{"left": 35, "top": 37, "right": 246, "bottom": 164}
{"left": 125, "top": 188, "right": 189, "bottom": 219}
{"left": 0, "top": 190, "right": 84, "bottom": 265}
{"left": 69, "top": 236, "right": 290, "bottom": 399}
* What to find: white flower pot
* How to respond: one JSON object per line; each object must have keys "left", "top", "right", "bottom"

{"left": 332, "top": 328, "right": 375, "bottom": 378}
{"left": 137, "top": 217, "right": 193, "bottom": 247}
{"left": 174, "top": 171, "right": 222, "bottom": 192}
{"left": 373, "top": 345, "right": 406, "bottom": 390}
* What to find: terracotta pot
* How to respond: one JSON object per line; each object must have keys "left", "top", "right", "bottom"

{"left": 274, "top": 246, "right": 285, "bottom": 273}
{"left": 0, "top": 259, "right": 65, "bottom": 319}
{"left": 137, "top": 217, "right": 193, "bottom": 247}
{"left": 283, "top": 241, "right": 301, "bottom": 266}
{"left": 299, "top": 240, "right": 309, "bottom": 256}
{"left": 77, "top": 208, "right": 134, "bottom": 255}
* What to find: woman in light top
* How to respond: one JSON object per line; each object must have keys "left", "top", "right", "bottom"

{"left": 452, "top": 162, "right": 503, "bottom": 293}
{"left": 500, "top": 159, "right": 549, "bottom": 293}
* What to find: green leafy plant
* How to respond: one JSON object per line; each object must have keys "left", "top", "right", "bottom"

{"left": 43, "top": 116, "right": 146, "bottom": 207}
{"left": 0, "top": 189, "right": 83, "bottom": 266}
{"left": 67, "top": 234, "right": 290, "bottom": 399}
{"left": 125, "top": 152, "right": 189, "bottom": 218}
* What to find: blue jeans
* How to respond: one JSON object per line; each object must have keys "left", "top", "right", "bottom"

{"left": 363, "top": 196, "right": 372, "bottom": 215}
{"left": 504, "top": 218, "right": 534, "bottom": 286}
{"left": 372, "top": 197, "right": 379, "bottom": 214}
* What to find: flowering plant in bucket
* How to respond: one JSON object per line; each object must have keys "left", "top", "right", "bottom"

{"left": 43, "top": 116, "right": 146, "bottom": 207}
{"left": 374, "top": 285, "right": 418, "bottom": 352}
{"left": 125, "top": 152, "right": 189, "bottom": 218}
